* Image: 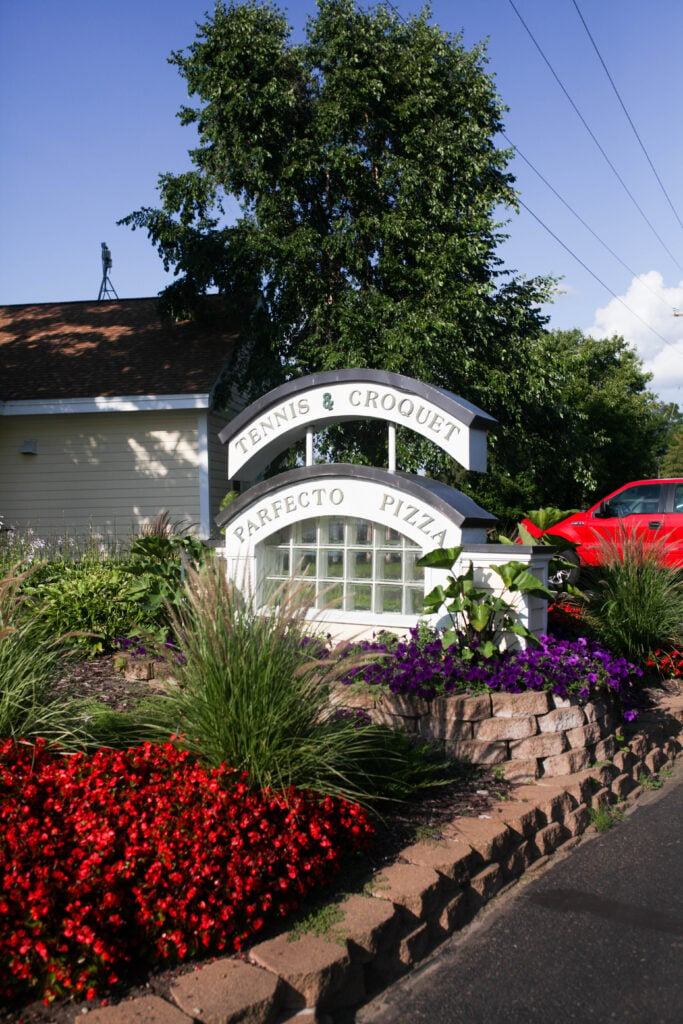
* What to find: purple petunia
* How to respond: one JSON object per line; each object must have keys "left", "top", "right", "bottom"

{"left": 340, "top": 626, "right": 642, "bottom": 720}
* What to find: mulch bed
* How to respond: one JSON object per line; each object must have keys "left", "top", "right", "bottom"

{"left": 2, "top": 655, "right": 511, "bottom": 1024}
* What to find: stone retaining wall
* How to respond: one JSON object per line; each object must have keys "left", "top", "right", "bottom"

{"left": 81, "top": 693, "right": 683, "bottom": 1024}
{"left": 120, "top": 654, "right": 624, "bottom": 784}
{"left": 335, "top": 685, "right": 622, "bottom": 783}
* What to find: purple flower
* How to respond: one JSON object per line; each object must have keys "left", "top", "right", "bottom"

{"left": 340, "top": 626, "right": 642, "bottom": 721}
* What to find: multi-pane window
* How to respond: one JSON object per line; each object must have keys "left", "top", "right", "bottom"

{"left": 260, "top": 517, "right": 424, "bottom": 614}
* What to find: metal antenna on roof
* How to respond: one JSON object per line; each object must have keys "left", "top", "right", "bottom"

{"left": 97, "top": 243, "right": 119, "bottom": 301}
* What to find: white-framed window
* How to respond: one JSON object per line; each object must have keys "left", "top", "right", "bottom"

{"left": 260, "top": 516, "right": 425, "bottom": 615}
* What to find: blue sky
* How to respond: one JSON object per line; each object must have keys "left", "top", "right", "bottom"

{"left": 1, "top": 0, "right": 682, "bottom": 406}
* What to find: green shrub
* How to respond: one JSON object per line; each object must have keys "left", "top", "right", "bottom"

{"left": 23, "top": 560, "right": 148, "bottom": 655}
{"left": 120, "top": 514, "right": 206, "bottom": 640}
{"left": 145, "top": 558, "right": 456, "bottom": 806}
{"left": 582, "top": 529, "right": 683, "bottom": 668}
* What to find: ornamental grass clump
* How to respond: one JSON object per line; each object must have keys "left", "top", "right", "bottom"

{"left": 581, "top": 528, "right": 683, "bottom": 669}
{"left": 0, "top": 563, "right": 90, "bottom": 747}
{"left": 146, "top": 557, "right": 455, "bottom": 805}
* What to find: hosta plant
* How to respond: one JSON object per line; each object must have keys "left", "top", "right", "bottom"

{"left": 22, "top": 558, "right": 147, "bottom": 655}
{"left": 417, "top": 546, "right": 553, "bottom": 656}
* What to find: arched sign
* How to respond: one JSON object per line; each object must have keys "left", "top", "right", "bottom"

{"left": 219, "top": 369, "right": 496, "bottom": 481}
{"left": 218, "top": 464, "right": 497, "bottom": 622}
{"left": 217, "top": 463, "right": 496, "bottom": 548}
{"left": 216, "top": 371, "right": 549, "bottom": 638}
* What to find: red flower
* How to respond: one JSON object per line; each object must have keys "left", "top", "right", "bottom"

{"left": 0, "top": 740, "right": 372, "bottom": 1007}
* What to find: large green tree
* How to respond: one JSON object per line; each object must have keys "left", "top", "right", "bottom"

{"left": 122, "top": 2, "right": 553, "bottom": 464}
{"left": 472, "top": 328, "right": 672, "bottom": 518}
{"left": 543, "top": 330, "right": 674, "bottom": 507}
{"left": 122, "top": 1, "right": 669, "bottom": 521}
{"left": 656, "top": 421, "right": 683, "bottom": 477}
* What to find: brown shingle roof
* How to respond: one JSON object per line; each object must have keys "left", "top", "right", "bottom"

{"left": 0, "top": 297, "right": 241, "bottom": 402}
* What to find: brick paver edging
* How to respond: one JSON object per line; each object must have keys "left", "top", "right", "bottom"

{"left": 71, "top": 694, "right": 683, "bottom": 1024}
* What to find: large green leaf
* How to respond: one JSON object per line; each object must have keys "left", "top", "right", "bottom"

{"left": 492, "top": 561, "right": 554, "bottom": 599}
{"left": 416, "top": 547, "right": 462, "bottom": 570}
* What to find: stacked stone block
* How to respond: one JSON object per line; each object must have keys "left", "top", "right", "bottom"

{"left": 339, "top": 685, "right": 622, "bottom": 781}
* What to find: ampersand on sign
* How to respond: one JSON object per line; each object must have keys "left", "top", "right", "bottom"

{"left": 322, "top": 392, "right": 334, "bottom": 410}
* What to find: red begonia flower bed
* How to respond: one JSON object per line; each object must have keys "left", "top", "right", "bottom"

{"left": 647, "top": 648, "right": 683, "bottom": 678}
{"left": 0, "top": 739, "right": 372, "bottom": 1007}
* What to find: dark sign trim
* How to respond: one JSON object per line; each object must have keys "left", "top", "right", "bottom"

{"left": 216, "top": 463, "right": 497, "bottom": 531}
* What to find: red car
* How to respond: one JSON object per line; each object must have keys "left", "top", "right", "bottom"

{"left": 521, "top": 479, "right": 683, "bottom": 585}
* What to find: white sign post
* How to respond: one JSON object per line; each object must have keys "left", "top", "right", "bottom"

{"left": 217, "top": 370, "right": 550, "bottom": 639}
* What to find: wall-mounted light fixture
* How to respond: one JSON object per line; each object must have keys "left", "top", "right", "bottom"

{"left": 20, "top": 439, "right": 38, "bottom": 455}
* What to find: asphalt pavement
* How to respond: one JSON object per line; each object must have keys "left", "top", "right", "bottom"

{"left": 357, "top": 758, "right": 683, "bottom": 1024}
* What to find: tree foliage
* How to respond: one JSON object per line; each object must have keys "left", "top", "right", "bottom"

{"left": 659, "top": 423, "right": 683, "bottom": 476}
{"left": 121, "top": 0, "right": 670, "bottom": 521}
{"left": 467, "top": 329, "right": 673, "bottom": 520}
{"left": 538, "top": 331, "right": 671, "bottom": 506}
{"left": 121, "top": 5, "right": 551, "bottom": 410}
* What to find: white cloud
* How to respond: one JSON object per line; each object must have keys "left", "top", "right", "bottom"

{"left": 586, "top": 272, "right": 683, "bottom": 408}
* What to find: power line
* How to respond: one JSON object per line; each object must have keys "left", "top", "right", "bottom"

{"left": 384, "top": 1, "right": 409, "bottom": 26}
{"left": 372, "top": 3, "right": 680, "bottom": 346}
{"left": 571, "top": 0, "right": 683, "bottom": 233}
{"left": 508, "top": 0, "right": 683, "bottom": 274}
{"left": 519, "top": 198, "right": 682, "bottom": 355}
{"left": 503, "top": 133, "right": 673, "bottom": 314}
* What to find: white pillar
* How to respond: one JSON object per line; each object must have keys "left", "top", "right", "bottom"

{"left": 388, "top": 423, "right": 396, "bottom": 472}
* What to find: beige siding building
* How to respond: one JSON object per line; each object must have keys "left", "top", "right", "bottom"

{"left": 0, "top": 298, "right": 243, "bottom": 542}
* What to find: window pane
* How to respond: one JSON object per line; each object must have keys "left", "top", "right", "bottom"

{"left": 269, "top": 527, "right": 290, "bottom": 545}
{"left": 378, "top": 585, "right": 402, "bottom": 614}
{"left": 320, "top": 582, "right": 343, "bottom": 608}
{"left": 326, "top": 519, "right": 345, "bottom": 544}
{"left": 352, "top": 551, "right": 373, "bottom": 578}
{"left": 354, "top": 520, "right": 373, "bottom": 546}
{"left": 378, "top": 551, "right": 402, "bottom": 580}
{"left": 405, "top": 553, "right": 424, "bottom": 581}
{"left": 612, "top": 484, "right": 661, "bottom": 516}
{"left": 300, "top": 522, "right": 317, "bottom": 544}
{"left": 293, "top": 549, "right": 316, "bottom": 574}
{"left": 325, "top": 550, "right": 344, "bottom": 577}
{"left": 408, "top": 587, "right": 425, "bottom": 614}
{"left": 263, "top": 548, "right": 290, "bottom": 576}
{"left": 299, "top": 580, "right": 316, "bottom": 605}
{"left": 348, "top": 584, "right": 371, "bottom": 610}
{"left": 380, "top": 526, "right": 401, "bottom": 546}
